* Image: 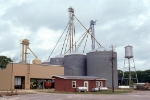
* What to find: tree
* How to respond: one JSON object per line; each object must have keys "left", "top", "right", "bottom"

{"left": 0, "top": 56, "right": 12, "bottom": 69}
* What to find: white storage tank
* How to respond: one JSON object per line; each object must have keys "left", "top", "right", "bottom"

{"left": 124, "top": 45, "right": 133, "bottom": 58}
{"left": 32, "top": 58, "right": 41, "bottom": 64}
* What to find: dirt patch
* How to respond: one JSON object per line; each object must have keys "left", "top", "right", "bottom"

{"left": 0, "top": 90, "right": 37, "bottom": 96}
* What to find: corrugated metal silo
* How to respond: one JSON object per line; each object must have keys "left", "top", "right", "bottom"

{"left": 87, "top": 47, "right": 118, "bottom": 88}
{"left": 50, "top": 54, "right": 64, "bottom": 66}
{"left": 64, "top": 51, "right": 86, "bottom": 76}
{"left": 41, "top": 60, "right": 50, "bottom": 65}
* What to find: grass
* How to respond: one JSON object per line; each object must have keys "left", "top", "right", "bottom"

{"left": 39, "top": 89, "right": 133, "bottom": 94}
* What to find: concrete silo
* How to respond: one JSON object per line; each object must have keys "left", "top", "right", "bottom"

{"left": 86, "top": 47, "right": 118, "bottom": 88}
{"left": 64, "top": 52, "right": 86, "bottom": 76}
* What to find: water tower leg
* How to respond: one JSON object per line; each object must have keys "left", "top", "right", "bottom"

{"left": 132, "top": 58, "right": 138, "bottom": 83}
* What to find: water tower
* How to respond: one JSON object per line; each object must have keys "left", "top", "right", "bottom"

{"left": 122, "top": 45, "right": 138, "bottom": 86}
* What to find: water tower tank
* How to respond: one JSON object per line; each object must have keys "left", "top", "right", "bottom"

{"left": 50, "top": 54, "right": 64, "bottom": 66}
{"left": 86, "top": 46, "right": 118, "bottom": 88}
{"left": 64, "top": 51, "right": 86, "bottom": 76}
{"left": 124, "top": 45, "right": 133, "bottom": 58}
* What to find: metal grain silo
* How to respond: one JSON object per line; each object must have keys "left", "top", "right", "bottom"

{"left": 50, "top": 54, "right": 64, "bottom": 66}
{"left": 41, "top": 60, "right": 50, "bottom": 65}
{"left": 64, "top": 51, "right": 86, "bottom": 76}
{"left": 87, "top": 47, "right": 118, "bottom": 88}
{"left": 124, "top": 45, "right": 133, "bottom": 58}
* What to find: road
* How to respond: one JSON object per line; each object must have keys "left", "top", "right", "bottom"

{"left": 0, "top": 91, "right": 150, "bottom": 100}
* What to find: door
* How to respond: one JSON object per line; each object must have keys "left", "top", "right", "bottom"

{"left": 84, "top": 81, "right": 88, "bottom": 91}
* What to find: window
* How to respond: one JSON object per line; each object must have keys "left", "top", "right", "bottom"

{"left": 96, "top": 81, "right": 103, "bottom": 87}
{"left": 72, "top": 81, "right": 76, "bottom": 88}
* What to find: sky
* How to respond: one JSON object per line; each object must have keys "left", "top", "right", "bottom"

{"left": 0, "top": 0, "right": 150, "bottom": 71}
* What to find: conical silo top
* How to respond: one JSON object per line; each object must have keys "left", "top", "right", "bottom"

{"left": 89, "top": 46, "right": 108, "bottom": 53}
{"left": 54, "top": 54, "right": 64, "bottom": 58}
{"left": 41, "top": 60, "right": 50, "bottom": 65}
{"left": 66, "top": 51, "right": 85, "bottom": 55}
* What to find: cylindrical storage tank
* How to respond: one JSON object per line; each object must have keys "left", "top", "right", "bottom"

{"left": 41, "top": 60, "right": 50, "bottom": 65}
{"left": 50, "top": 54, "right": 64, "bottom": 66}
{"left": 87, "top": 47, "right": 118, "bottom": 88}
{"left": 124, "top": 45, "right": 133, "bottom": 58}
{"left": 64, "top": 51, "right": 86, "bottom": 76}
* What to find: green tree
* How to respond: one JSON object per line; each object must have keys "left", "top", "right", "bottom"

{"left": 0, "top": 56, "right": 12, "bottom": 69}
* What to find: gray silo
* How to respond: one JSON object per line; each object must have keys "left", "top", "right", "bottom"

{"left": 87, "top": 47, "right": 118, "bottom": 88}
{"left": 50, "top": 54, "right": 64, "bottom": 66}
{"left": 41, "top": 60, "right": 50, "bottom": 65}
{"left": 64, "top": 52, "right": 86, "bottom": 76}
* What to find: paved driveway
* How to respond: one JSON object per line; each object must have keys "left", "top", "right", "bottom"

{"left": 1, "top": 91, "right": 150, "bottom": 100}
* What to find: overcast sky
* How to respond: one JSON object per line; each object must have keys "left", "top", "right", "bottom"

{"left": 0, "top": 0, "right": 150, "bottom": 71}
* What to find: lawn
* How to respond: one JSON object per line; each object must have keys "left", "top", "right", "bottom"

{"left": 38, "top": 89, "right": 133, "bottom": 94}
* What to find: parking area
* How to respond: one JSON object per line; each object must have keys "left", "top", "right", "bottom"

{"left": 0, "top": 90, "right": 150, "bottom": 100}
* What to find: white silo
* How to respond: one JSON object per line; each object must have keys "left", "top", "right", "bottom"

{"left": 122, "top": 45, "right": 138, "bottom": 87}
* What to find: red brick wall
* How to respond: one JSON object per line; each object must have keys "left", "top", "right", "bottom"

{"left": 55, "top": 78, "right": 106, "bottom": 92}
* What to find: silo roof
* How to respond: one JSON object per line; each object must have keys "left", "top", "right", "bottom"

{"left": 88, "top": 46, "right": 109, "bottom": 53}
{"left": 41, "top": 60, "right": 50, "bottom": 65}
{"left": 66, "top": 51, "right": 85, "bottom": 55}
{"left": 54, "top": 54, "right": 64, "bottom": 58}
{"left": 52, "top": 75, "right": 107, "bottom": 80}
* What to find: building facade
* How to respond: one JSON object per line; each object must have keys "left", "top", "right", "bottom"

{"left": 52, "top": 75, "right": 107, "bottom": 92}
{"left": 0, "top": 63, "right": 64, "bottom": 90}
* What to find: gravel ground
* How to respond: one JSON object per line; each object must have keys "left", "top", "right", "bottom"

{"left": 0, "top": 90, "right": 150, "bottom": 100}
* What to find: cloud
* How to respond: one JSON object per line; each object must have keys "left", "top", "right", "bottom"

{"left": 0, "top": 0, "right": 150, "bottom": 71}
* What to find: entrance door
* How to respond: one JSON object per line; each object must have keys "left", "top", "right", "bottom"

{"left": 84, "top": 81, "right": 88, "bottom": 91}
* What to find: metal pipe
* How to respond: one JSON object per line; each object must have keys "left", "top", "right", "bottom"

{"left": 25, "top": 45, "right": 28, "bottom": 63}
{"left": 28, "top": 47, "right": 38, "bottom": 58}
{"left": 90, "top": 20, "right": 96, "bottom": 50}
{"left": 22, "top": 44, "right": 24, "bottom": 62}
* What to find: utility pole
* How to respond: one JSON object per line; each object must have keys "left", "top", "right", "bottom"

{"left": 110, "top": 45, "right": 115, "bottom": 92}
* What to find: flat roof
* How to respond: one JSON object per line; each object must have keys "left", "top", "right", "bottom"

{"left": 52, "top": 75, "right": 107, "bottom": 80}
